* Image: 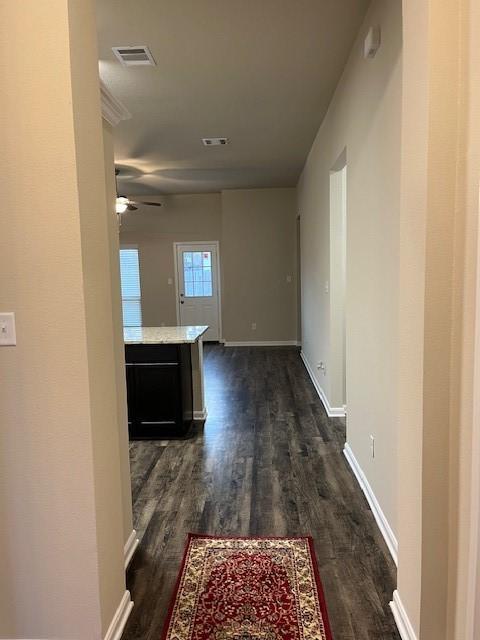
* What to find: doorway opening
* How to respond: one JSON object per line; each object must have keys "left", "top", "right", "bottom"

{"left": 329, "top": 150, "right": 347, "bottom": 411}
{"left": 174, "top": 241, "right": 222, "bottom": 341}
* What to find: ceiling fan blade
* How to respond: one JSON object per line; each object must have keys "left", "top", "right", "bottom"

{"left": 126, "top": 204, "right": 138, "bottom": 211}
{"left": 138, "top": 201, "right": 162, "bottom": 207}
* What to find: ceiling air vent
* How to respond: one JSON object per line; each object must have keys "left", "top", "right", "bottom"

{"left": 202, "top": 138, "right": 229, "bottom": 146}
{"left": 112, "top": 46, "right": 156, "bottom": 66}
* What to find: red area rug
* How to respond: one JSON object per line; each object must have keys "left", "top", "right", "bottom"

{"left": 161, "top": 534, "right": 333, "bottom": 640}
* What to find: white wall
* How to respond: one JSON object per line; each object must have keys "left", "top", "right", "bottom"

{"left": 397, "top": 0, "right": 479, "bottom": 637}
{"left": 329, "top": 162, "right": 347, "bottom": 408}
{"left": 120, "top": 188, "right": 298, "bottom": 344}
{"left": 0, "top": 2, "right": 128, "bottom": 637}
{"left": 298, "top": 0, "right": 402, "bottom": 537}
{"left": 221, "top": 188, "right": 298, "bottom": 343}
{"left": 102, "top": 120, "right": 134, "bottom": 550}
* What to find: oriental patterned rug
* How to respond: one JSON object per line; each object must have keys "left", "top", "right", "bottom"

{"left": 161, "top": 534, "right": 333, "bottom": 640}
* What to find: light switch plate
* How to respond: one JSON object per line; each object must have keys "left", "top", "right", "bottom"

{"left": 0, "top": 312, "right": 16, "bottom": 346}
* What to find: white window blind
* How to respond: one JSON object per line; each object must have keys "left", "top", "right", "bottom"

{"left": 119, "top": 248, "right": 142, "bottom": 327}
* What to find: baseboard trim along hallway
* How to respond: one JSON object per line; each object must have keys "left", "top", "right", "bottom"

{"left": 124, "top": 529, "right": 139, "bottom": 570}
{"left": 104, "top": 591, "right": 134, "bottom": 640}
{"left": 389, "top": 590, "right": 418, "bottom": 640}
{"left": 300, "top": 351, "right": 346, "bottom": 417}
{"left": 224, "top": 340, "right": 300, "bottom": 347}
{"left": 343, "top": 443, "right": 398, "bottom": 565}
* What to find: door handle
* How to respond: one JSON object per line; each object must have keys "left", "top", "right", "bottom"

{"left": 180, "top": 300, "right": 184, "bottom": 304}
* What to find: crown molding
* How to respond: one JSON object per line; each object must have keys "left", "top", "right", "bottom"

{"left": 100, "top": 79, "right": 131, "bottom": 127}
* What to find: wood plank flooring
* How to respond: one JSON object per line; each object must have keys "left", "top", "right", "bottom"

{"left": 123, "top": 345, "right": 400, "bottom": 640}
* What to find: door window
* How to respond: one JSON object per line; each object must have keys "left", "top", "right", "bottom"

{"left": 183, "top": 251, "right": 213, "bottom": 297}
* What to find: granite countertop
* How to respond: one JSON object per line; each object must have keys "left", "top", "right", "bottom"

{"left": 124, "top": 326, "right": 209, "bottom": 345}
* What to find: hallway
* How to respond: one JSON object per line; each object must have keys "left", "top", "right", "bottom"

{"left": 124, "top": 345, "right": 399, "bottom": 640}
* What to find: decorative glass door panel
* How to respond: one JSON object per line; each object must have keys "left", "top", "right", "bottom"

{"left": 176, "top": 243, "right": 220, "bottom": 341}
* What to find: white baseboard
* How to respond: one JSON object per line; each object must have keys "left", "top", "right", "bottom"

{"left": 224, "top": 340, "right": 300, "bottom": 347}
{"left": 343, "top": 443, "right": 398, "bottom": 565}
{"left": 104, "top": 590, "right": 134, "bottom": 640}
{"left": 194, "top": 408, "right": 208, "bottom": 421}
{"left": 124, "top": 529, "right": 139, "bottom": 570}
{"left": 390, "top": 590, "right": 418, "bottom": 640}
{"left": 300, "top": 351, "right": 346, "bottom": 417}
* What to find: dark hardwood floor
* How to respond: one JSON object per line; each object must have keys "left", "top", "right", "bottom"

{"left": 123, "top": 345, "right": 400, "bottom": 640}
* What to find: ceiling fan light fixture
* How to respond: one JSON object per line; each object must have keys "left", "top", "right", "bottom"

{"left": 116, "top": 196, "right": 129, "bottom": 214}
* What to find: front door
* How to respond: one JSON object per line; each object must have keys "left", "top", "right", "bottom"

{"left": 175, "top": 242, "right": 220, "bottom": 341}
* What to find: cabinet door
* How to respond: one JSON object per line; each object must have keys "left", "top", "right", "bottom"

{"left": 132, "top": 363, "right": 181, "bottom": 436}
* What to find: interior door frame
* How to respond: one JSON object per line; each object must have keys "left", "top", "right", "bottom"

{"left": 173, "top": 240, "right": 223, "bottom": 341}
{"left": 467, "top": 189, "right": 480, "bottom": 638}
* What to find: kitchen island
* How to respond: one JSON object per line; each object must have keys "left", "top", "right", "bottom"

{"left": 124, "top": 326, "right": 208, "bottom": 439}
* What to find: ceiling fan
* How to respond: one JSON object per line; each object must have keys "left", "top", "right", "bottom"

{"left": 115, "top": 168, "right": 162, "bottom": 213}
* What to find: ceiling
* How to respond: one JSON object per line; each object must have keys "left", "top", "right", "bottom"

{"left": 96, "top": 0, "right": 369, "bottom": 196}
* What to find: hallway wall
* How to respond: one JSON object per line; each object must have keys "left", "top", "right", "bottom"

{"left": 297, "top": 0, "right": 402, "bottom": 539}
{"left": 102, "top": 120, "right": 134, "bottom": 550}
{"left": 0, "top": 1, "right": 127, "bottom": 637}
{"left": 397, "top": 0, "right": 480, "bottom": 637}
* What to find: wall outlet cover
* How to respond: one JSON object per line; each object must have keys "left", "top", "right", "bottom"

{"left": 0, "top": 312, "right": 16, "bottom": 346}
{"left": 364, "top": 26, "right": 381, "bottom": 59}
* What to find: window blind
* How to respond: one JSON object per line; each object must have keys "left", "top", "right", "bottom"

{"left": 119, "top": 248, "right": 142, "bottom": 327}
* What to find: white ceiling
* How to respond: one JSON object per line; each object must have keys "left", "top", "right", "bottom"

{"left": 96, "top": 0, "right": 369, "bottom": 196}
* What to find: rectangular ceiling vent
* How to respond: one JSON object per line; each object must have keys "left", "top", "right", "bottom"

{"left": 112, "top": 46, "right": 156, "bottom": 66}
{"left": 202, "top": 138, "right": 229, "bottom": 146}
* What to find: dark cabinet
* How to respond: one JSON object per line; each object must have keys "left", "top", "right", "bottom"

{"left": 125, "top": 343, "right": 193, "bottom": 439}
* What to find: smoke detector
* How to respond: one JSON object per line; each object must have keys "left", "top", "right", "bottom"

{"left": 112, "top": 46, "right": 156, "bottom": 66}
{"left": 202, "top": 138, "right": 229, "bottom": 146}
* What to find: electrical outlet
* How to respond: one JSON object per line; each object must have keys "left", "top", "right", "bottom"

{"left": 317, "top": 361, "right": 326, "bottom": 375}
{"left": 370, "top": 435, "right": 375, "bottom": 459}
{"left": 324, "top": 281, "right": 329, "bottom": 294}
{"left": 167, "top": 277, "right": 173, "bottom": 285}
{"left": 0, "top": 312, "right": 16, "bottom": 346}
{"left": 286, "top": 275, "right": 292, "bottom": 283}
{"left": 251, "top": 322, "right": 257, "bottom": 331}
